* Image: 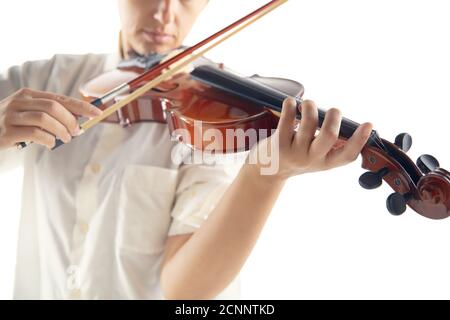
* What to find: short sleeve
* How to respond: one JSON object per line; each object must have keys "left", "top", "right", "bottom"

{"left": 0, "top": 57, "right": 58, "bottom": 101}
{"left": 0, "top": 65, "right": 21, "bottom": 99}
{"left": 168, "top": 161, "right": 242, "bottom": 236}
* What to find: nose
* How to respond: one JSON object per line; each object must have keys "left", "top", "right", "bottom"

{"left": 153, "top": 0, "right": 175, "bottom": 25}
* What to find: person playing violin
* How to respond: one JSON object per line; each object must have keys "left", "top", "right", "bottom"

{"left": 0, "top": 0, "right": 373, "bottom": 299}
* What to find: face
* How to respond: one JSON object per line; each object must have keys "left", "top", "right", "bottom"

{"left": 118, "top": 0, "right": 208, "bottom": 57}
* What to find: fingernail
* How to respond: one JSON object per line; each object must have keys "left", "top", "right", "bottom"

{"left": 62, "top": 135, "right": 72, "bottom": 143}
{"left": 287, "top": 97, "right": 297, "bottom": 107}
{"left": 73, "top": 125, "right": 80, "bottom": 135}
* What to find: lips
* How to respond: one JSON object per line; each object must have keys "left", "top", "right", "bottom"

{"left": 142, "top": 29, "right": 175, "bottom": 44}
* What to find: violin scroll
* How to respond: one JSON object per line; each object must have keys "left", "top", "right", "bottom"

{"left": 359, "top": 133, "right": 450, "bottom": 219}
{"left": 414, "top": 168, "right": 450, "bottom": 219}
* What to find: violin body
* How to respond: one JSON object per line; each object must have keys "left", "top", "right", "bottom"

{"left": 81, "top": 62, "right": 304, "bottom": 152}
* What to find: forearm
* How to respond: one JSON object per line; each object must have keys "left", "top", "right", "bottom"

{"left": 161, "top": 163, "right": 285, "bottom": 299}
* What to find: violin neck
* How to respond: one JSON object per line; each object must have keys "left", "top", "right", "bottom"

{"left": 292, "top": 100, "right": 356, "bottom": 139}
{"left": 192, "top": 65, "right": 368, "bottom": 140}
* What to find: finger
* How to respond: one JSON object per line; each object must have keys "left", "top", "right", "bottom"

{"left": 8, "top": 111, "right": 72, "bottom": 143}
{"left": 25, "top": 89, "right": 102, "bottom": 118}
{"left": 294, "top": 100, "right": 318, "bottom": 152}
{"left": 277, "top": 97, "right": 298, "bottom": 147}
{"left": 15, "top": 98, "right": 80, "bottom": 136}
{"left": 309, "top": 108, "right": 342, "bottom": 158}
{"left": 326, "top": 122, "right": 373, "bottom": 165}
{"left": 10, "top": 126, "right": 56, "bottom": 149}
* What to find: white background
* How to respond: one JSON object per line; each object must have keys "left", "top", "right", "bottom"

{"left": 1, "top": 0, "right": 449, "bottom": 299}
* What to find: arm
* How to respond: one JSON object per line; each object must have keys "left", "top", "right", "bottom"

{"left": 0, "top": 65, "right": 25, "bottom": 172}
{"left": 162, "top": 164, "right": 284, "bottom": 299}
{"left": 0, "top": 58, "right": 101, "bottom": 171}
{"left": 161, "top": 98, "right": 373, "bottom": 299}
{"left": 0, "top": 88, "right": 102, "bottom": 151}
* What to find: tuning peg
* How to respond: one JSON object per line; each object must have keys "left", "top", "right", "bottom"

{"left": 386, "top": 192, "right": 412, "bottom": 216}
{"left": 359, "top": 167, "right": 389, "bottom": 190}
{"left": 417, "top": 154, "right": 440, "bottom": 174}
{"left": 394, "top": 133, "right": 412, "bottom": 152}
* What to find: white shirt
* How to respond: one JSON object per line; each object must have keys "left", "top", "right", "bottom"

{"left": 0, "top": 53, "right": 242, "bottom": 299}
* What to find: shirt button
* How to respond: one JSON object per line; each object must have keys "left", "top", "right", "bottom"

{"left": 79, "top": 222, "right": 89, "bottom": 234}
{"left": 90, "top": 163, "right": 101, "bottom": 174}
{"left": 70, "top": 289, "right": 81, "bottom": 299}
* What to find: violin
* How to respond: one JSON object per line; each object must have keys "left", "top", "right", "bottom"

{"left": 80, "top": 55, "right": 450, "bottom": 220}
{"left": 17, "top": 0, "right": 450, "bottom": 219}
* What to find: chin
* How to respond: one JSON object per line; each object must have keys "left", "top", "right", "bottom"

{"left": 152, "top": 44, "right": 176, "bottom": 54}
{"left": 132, "top": 44, "right": 173, "bottom": 56}
{"left": 136, "top": 36, "right": 177, "bottom": 54}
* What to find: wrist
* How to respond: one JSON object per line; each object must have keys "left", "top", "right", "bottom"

{"left": 240, "top": 163, "right": 288, "bottom": 188}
